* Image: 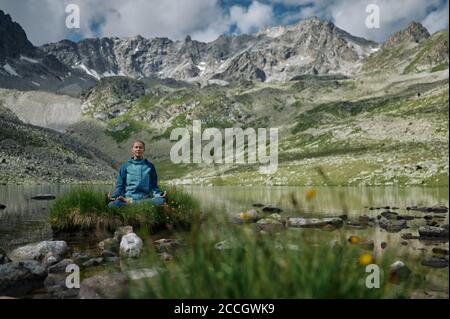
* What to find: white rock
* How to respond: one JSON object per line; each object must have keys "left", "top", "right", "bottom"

{"left": 9, "top": 241, "right": 67, "bottom": 262}
{"left": 120, "top": 233, "right": 143, "bottom": 258}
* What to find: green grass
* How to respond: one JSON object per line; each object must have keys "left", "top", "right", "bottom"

{"left": 129, "top": 215, "right": 414, "bottom": 298}
{"left": 135, "top": 94, "right": 161, "bottom": 111}
{"left": 431, "top": 63, "right": 449, "bottom": 73}
{"left": 105, "top": 118, "right": 152, "bottom": 143}
{"left": 48, "top": 187, "right": 200, "bottom": 232}
{"left": 404, "top": 31, "right": 449, "bottom": 74}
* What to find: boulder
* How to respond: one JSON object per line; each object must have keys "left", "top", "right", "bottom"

{"left": 79, "top": 273, "right": 128, "bottom": 299}
{"left": 0, "top": 203, "right": 5, "bottom": 210}
{"left": 48, "top": 259, "right": 74, "bottom": 274}
{"left": 287, "top": 217, "right": 343, "bottom": 229}
{"left": 380, "top": 211, "right": 399, "bottom": 220}
{"left": 421, "top": 256, "right": 449, "bottom": 268}
{"left": 8, "top": 241, "right": 68, "bottom": 262}
{"left": 120, "top": 233, "right": 143, "bottom": 258}
{"left": 0, "top": 261, "right": 47, "bottom": 297}
{"left": 418, "top": 226, "right": 449, "bottom": 238}
{"left": 113, "top": 226, "right": 133, "bottom": 241}
{"left": 44, "top": 272, "right": 79, "bottom": 299}
{"left": 378, "top": 217, "right": 407, "bottom": 232}
{"left": 153, "top": 239, "right": 186, "bottom": 253}
{"left": 42, "top": 252, "right": 62, "bottom": 269}
{"left": 31, "top": 194, "right": 56, "bottom": 200}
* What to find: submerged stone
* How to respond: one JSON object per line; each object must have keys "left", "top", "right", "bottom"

{"left": 418, "top": 225, "right": 449, "bottom": 238}
{"left": 9, "top": 241, "right": 68, "bottom": 262}
{"left": 287, "top": 217, "right": 343, "bottom": 229}
{"left": 0, "top": 260, "right": 47, "bottom": 297}
{"left": 421, "top": 256, "right": 449, "bottom": 268}
{"left": 31, "top": 194, "right": 56, "bottom": 200}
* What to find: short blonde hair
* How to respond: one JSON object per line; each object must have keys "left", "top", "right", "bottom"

{"left": 132, "top": 140, "right": 145, "bottom": 149}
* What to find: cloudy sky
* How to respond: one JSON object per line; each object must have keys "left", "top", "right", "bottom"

{"left": 1, "top": 0, "right": 448, "bottom": 45}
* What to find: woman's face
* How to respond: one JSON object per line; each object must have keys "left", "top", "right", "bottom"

{"left": 132, "top": 142, "right": 145, "bottom": 159}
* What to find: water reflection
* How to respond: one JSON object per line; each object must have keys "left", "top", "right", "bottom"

{"left": 181, "top": 185, "right": 449, "bottom": 216}
{"left": 0, "top": 185, "right": 448, "bottom": 254}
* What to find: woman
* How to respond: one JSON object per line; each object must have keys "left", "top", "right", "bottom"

{"left": 108, "top": 140, "right": 167, "bottom": 208}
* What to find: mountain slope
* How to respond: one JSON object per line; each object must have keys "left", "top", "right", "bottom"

{"left": 0, "top": 103, "right": 116, "bottom": 184}
{"left": 362, "top": 22, "right": 448, "bottom": 75}
{"left": 0, "top": 10, "right": 97, "bottom": 96}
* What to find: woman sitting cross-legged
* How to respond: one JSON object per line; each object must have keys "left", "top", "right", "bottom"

{"left": 108, "top": 140, "right": 167, "bottom": 208}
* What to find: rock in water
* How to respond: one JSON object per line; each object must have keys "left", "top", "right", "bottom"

{"left": 287, "top": 217, "right": 343, "bottom": 229}
{"left": 8, "top": 241, "right": 67, "bottom": 262}
{"left": 421, "top": 256, "right": 449, "bottom": 268}
{"left": 31, "top": 194, "right": 56, "bottom": 200}
{"left": 48, "top": 259, "right": 74, "bottom": 274}
{"left": 0, "top": 203, "right": 6, "bottom": 210}
{"left": 44, "top": 272, "right": 79, "bottom": 299}
{"left": 418, "top": 225, "right": 449, "bottom": 238}
{"left": 120, "top": 233, "right": 143, "bottom": 258}
{"left": 0, "top": 261, "right": 47, "bottom": 297}
{"left": 378, "top": 217, "right": 407, "bottom": 232}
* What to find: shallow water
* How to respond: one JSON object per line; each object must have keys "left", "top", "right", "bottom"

{"left": 0, "top": 184, "right": 448, "bottom": 298}
{"left": 0, "top": 185, "right": 448, "bottom": 252}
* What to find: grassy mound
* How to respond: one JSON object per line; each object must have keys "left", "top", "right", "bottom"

{"left": 48, "top": 187, "right": 199, "bottom": 232}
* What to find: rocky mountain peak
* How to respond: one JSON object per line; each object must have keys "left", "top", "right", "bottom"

{"left": 0, "top": 9, "right": 36, "bottom": 63}
{"left": 383, "top": 21, "right": 430, "bottom": 48}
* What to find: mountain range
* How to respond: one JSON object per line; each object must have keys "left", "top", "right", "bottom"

{"left": 0, "top": 9, "right": 448, "bottom": 186}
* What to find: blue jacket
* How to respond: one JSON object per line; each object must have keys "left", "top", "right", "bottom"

{"left": 111, "top": 158, "right": 162, "bottom": 201}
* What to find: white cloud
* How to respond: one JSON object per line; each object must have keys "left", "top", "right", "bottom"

{"left": 270, "top": 0, "right": 449, "bottom": 42}
{"left": 422, "top": 0, "right": 449, "bottom": 34}
{"left": 229, "top": 1, "right": 274, "bottom": 34}
{"left": 0, "top": 0, "right": 447, "bottom": 46}
{"left": 0, "top": 0, "right": 274, "bottom": 44}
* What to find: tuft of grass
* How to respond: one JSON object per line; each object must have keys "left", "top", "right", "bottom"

{"left": 48, "top": 187, "right": 199, "bottom": 232}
